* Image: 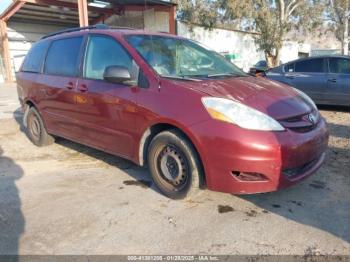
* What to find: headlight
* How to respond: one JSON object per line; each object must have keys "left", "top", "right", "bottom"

{"left": 202, "top": 97, "right": 285, "bottom": 131}
{"left": 293, "top": 88, "right": 317, "bottom": 110}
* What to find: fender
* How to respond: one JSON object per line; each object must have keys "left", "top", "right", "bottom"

{"left": 137, "top": 119, "right": 206, "bottom": 169}
{"left": 138, "top": 128, "right": 151, "bottom": 166}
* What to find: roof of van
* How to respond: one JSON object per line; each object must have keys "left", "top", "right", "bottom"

{"left": 41, "top": 24, "right": 181, "bottom": 41}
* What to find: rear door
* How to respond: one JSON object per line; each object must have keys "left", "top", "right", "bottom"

{"left": 39, "top": 36, "right": 84, "bottom": 139}
{"left": 75, "top": 34, "right": 140, "bottom": 158}
{"left": 283, "top": 58, "right": 327, "bottom": 102}
{"left": 326, "top": 57, "right": 350, "bottom": 106}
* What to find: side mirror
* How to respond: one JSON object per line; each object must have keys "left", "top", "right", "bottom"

{"left": 103, "top": 65, "right": 131, "bottom": 84}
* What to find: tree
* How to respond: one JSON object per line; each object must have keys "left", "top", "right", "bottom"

{"left": 328, "top": 0, "right": 349, "bottom": 55}
{"left": 216, "top": 0, "right": 324, "bottom": 67}
{"left": 176, "top": 0, "right": 217, "bottom": 28}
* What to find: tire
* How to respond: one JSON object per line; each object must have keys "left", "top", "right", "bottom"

{"left": 26, "top": 107, "right": 55, "bottom": 147}
{"left": 147, "top": 129, "right": 203, "bottom": 199}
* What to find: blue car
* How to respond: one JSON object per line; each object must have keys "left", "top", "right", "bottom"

{"left": 266, "top": 55, "right": 350, "bottom": 106}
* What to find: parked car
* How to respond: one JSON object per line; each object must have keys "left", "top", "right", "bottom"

{"left": 266, "top": 55, "right": 350, "bottom": 106}
{"left": 249, "top": 60, "right": 268, "bottom": 75}
{"left": 249, "top": 60, "right": 283, "bottom": 75}
{"left": 16, "top": 25, "right": 329, "bottom": 199}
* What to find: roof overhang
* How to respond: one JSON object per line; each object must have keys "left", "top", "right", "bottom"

{"left": 0, "top": 0, "right": 176, "bottom": 26}
{"left": 109, "top": 0, "right": 175, "bottom": 6}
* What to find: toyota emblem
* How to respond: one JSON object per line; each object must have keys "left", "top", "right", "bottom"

{"left": 308, "top": 114, "right": 316, "bottom": 124}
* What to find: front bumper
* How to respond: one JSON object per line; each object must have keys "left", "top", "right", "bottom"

{"left": 190, "top": 117, "right": 329, "bottom": 194}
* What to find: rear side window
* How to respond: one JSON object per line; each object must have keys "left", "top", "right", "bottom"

{"left": 295, "top": 58, "right": 324, "bottom": 73}
{"left": 84, "top": 35, "right": 133, "bottom": 80}
{"left": 329, "top": 58, "right": 350, "bottom": 74}
{"left": 22, "top": 41, "right": 49, "bottom": 73}
{"left": 44, "top": 37, "right": 83, "bottom": 77}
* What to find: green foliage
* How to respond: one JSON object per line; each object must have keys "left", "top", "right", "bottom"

{"left": 176, "top": 0, "right": 217, "bottom": 28}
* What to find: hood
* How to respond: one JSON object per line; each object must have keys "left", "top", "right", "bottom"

{"left": 174, "top": 76, "right": 312, "bottom": 120}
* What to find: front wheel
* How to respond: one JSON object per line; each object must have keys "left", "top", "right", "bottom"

{"left": 147, "top": 130, "right": 203, "bottom": 199}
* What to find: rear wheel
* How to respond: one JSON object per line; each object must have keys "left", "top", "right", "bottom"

{"left": 147, "top": 130, "right": 203, "bottom": 199}
{"left": 26, "top": 107, "right": 54, "bottom": 146}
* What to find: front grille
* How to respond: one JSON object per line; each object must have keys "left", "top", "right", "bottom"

{"left": 288, "top": 125, "right": 317, "bottom": 133}
{"left": 279, "top": 110, "right": 319, "bottom": 133}
{"left": 283, "top": 157, "right": 319, "bottom": 179}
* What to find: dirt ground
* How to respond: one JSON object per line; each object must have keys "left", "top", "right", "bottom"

{"left": 0, "top": 84, "right": 349, "bottom": 255}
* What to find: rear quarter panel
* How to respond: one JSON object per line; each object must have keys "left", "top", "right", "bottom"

{"left": 16, "top": 72, "right": 42, "bottom": 109}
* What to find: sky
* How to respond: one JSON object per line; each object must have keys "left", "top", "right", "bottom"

{"left": 0, "top": 0, "right": 12, "bottom": 15}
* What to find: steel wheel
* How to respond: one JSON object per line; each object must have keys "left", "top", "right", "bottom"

{"left": 156, "top": 144, "right": 189, "bottom": 191}
{"left": 148, "top": 130, "right": 203, "bottom": 199}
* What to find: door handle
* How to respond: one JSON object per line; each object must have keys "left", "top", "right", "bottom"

{"left": 286, "top": 75, "right": 295, "bottom": 79}
{"left": 78, "top": 84, "right": 88, "bottom": 92}
{"left": 65, "top": 82, "right": 74, "bottom": 89}
{"left": 327, "top": 78, "right": 337, "bottom": 83}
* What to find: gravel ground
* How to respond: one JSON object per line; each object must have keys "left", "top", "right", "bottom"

{"left": 0, "top": 84, "right": 349, "bottom": 255}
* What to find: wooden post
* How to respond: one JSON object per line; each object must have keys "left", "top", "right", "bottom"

{"left": 78, "top": 0, "right": 89, "bottom": 27}
{"left": 0, "top": 19, "right": 13, "bottom": 83}
{"left": 169, "top": 5, "right": 176, "bottom": 35}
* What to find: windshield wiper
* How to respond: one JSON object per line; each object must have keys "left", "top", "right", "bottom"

{"left": 161, "top": 73, "right": 245, "bottom": 81}
{"left": 179, "top": 73, "right": 246, "bottom": 79}
{"left": 161, "top": 75, "right": 202, "bottom": 81}
{"left": 206, "top": 73, "right": 245, "bottom": 78}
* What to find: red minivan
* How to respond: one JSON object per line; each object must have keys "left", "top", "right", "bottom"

{"left": 16, "top": 25, "right": 329, "bottom": 199}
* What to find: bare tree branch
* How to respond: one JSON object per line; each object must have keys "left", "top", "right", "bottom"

{"left": 286, "top": 0, "right": 298, "bottom": 16}
{"left": 279, "top": 0, "right": 286, "bottom": 22}
{"left": 288, "top": 2, "right": 300, "bottom": 17}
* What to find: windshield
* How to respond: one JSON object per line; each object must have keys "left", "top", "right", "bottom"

{"left": 125, "top": 35, "right": 247, "bottom": 79}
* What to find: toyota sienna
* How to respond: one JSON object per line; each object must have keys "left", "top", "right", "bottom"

{"left": 16, "top": 25, "right": 329, "bottom": 199}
